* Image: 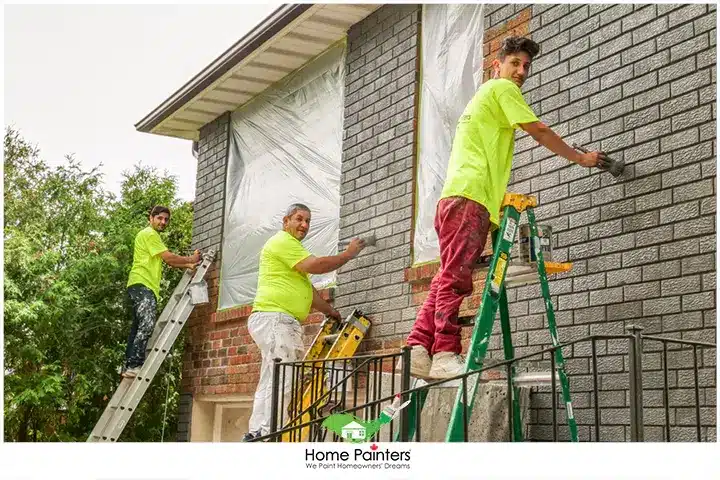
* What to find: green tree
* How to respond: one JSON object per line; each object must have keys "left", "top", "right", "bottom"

{"left": 4, "top": 127, "right": 194, "bottom": 441}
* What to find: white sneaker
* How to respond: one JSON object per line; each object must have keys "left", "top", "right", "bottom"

{"left": 396, "top": 345, "right": 432, "bottom": 379}
{"left": 428, "top": 352, "right": 466, "bottom": 379}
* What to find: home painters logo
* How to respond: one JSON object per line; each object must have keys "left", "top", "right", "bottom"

{"left": 305, "top": 443, "right": 412, "bottom": 471}
{"left": 321, "top": 394, "right": 410, "bottom": 443}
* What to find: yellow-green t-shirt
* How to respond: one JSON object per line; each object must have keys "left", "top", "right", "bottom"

{"left": 127, "top": 226, "right": 168, "bottom": 299}
{"left": 440, "top": 78, "right": 539, "bottom": 226}
{"left": 253, "top": 231, "right": 313, "bottom": 322}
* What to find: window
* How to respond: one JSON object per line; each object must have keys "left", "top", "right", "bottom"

{"left": 219, "top": 42, "right": 346, "bottom": 309}
{"left": 413, "top": 5, "right": 485, "bottom": 264}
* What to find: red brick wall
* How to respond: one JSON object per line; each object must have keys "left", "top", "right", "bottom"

{"left": 483, "top": 7, "right": 532, "bottom": 82}
{"left": 181, "top": 260, "right": 334, "bottom": 396}
{"left": 404, "top": 262, "right": 490, "bottom": 355}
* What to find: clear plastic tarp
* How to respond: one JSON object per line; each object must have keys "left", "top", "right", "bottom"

{"left": 219, "top": 42, "right": 346, "bottom": 309}
{"left": 413, "top": 4, "right": 485, "bottom": 264}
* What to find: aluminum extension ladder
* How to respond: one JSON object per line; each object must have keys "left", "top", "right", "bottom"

{"left": 282, "top": 309, "right": 371, "bottom": 442}
{"left": 87, "top": 249, "right": 216, "bottom": 442}
{"left": 397, "top": 193, "right": 578, "bottom": 442}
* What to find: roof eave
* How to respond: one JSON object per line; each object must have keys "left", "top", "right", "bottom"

{"left": 134, "top": 3, "right": 312, "bottom": 134}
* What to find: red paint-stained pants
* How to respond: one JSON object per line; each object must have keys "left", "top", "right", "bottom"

{"left": 407, "top": 197, "right": 491, "bottom": 355}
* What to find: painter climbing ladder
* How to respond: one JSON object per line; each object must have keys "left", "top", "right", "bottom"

{"left": 281, "top": 309, "right": 372, "bottom": 442}
{"left": 398, "top": 193, "right": 579, "bottom": 442}
{"left": 87, "top": 250, "right": 216, "bottom": 442}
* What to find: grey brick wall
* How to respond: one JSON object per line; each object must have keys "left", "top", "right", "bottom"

{"left": 485, "top": 3, "right": 716, "bottom": 442}
{"left": 334, "top": 4, "right": 421, "bottom": 346}
{"left": 176, "top": 392, "right": 193, "bottom": 442}
{"left": 191, "top": 111, "right": 231, "bottom": 256}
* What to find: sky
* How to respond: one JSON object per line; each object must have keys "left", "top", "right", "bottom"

{"left": 4, "top": 3, "right": 279, "bottom": 202}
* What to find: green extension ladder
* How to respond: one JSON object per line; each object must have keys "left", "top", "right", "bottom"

{"left": 397, "top": 193, "right": 578, "bottom": 442}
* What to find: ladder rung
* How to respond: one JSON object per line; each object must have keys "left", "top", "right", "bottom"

{"left": 323, "top": 334, "right": 339, "bottom": 345}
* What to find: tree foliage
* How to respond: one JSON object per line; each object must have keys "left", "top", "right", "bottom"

{"left": 4, "top": 127, "right": 194, "bottom": 441}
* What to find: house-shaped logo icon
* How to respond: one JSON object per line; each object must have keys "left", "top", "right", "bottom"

{"left": 322, "top": 394, "right": 410, "bottom": 443}
{"left": 341, "top": 420, "right": 366, "bottom": 441}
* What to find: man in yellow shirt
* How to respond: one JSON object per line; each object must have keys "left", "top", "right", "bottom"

{"left": 405, "top": 37, "right": 606, "bottom": 379}
{"left": 243, "top": 203, "right": 366, "bottom": 441}
{"left": 122, "top": 206, "right": 201, "bottom": 378}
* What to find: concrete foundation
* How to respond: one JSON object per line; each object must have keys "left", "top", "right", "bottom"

{"left": 361, "top": 373, "right": 531, "bottom": 442}
{"left": 416, "top": 380, "right": 531, "bottom": 442}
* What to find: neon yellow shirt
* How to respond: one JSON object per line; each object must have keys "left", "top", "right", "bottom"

{"left": 253, "top": 231, "right": 313, "bottom": 322}
{"left": 440, "top": 78, "right": 539, "bottom": 226}
{"left": 127, "top": 226, "right": 168, "bottom": 299}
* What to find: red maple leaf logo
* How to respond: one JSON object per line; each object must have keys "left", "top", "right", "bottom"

{"left": 370, "top": 444, "right": 378, "bottom": 451}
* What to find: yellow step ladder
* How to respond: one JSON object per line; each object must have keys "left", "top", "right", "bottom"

{"left": 281, "top": 309, "right": 371, "bottom": 442}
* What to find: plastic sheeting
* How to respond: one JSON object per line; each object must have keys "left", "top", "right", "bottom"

{"left": 218, "top": 42, "right": 346, "bottom": 310}
{"left": 413, "top": 4, "right": 485, "bottom": 265}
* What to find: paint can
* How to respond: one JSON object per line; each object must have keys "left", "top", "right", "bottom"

{"left": 518, "top": 224, "right": 553, "bottom": 264}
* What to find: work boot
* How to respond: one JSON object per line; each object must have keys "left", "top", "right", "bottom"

{"left": 397, "top": 345, "right": 432, "bottom": 378}
{"left": 428, "top": 352, "right": 466, "bottom": 379}
{"left": 241, "top": 431, "right": 261, "bottom": 442}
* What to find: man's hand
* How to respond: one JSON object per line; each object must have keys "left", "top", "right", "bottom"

{"left": 345, "top": 238, "right": 366, "bottom": 258}
{"left": 577, "top": 152, "right": 600, "bottom": 168}
{"left": 296, "top": 238, "right": 367, "bottom": 275}
{"left": 161, "top": 250, "right": 202, "bottom": 269}
{"left": 572, "top": 145, "right": 612, "bottom": 170}
{"left": 311, "top": 287, "right": 342, "bottom": 321}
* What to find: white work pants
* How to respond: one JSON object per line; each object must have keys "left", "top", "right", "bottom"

{"left": 247, "top": 311, "right": 305, "bottom": 436}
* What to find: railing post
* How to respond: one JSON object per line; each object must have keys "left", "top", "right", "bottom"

{"left": 399, "top": 346, "right": 412, "bottom": 442}
{"left": 627, "top": 325, "right": 644, "bottom": 442}
{"left": 270, "top": 357, "right": 282, "bottom": 441}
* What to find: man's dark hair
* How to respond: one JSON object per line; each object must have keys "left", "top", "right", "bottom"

{"left": 284, "top": 203, "right": 311, "bottom": 218}
{"left": 497, "top": 36, "right": 540, "bottom": 61}
{"left": 150, "top": 205, "right": 171, "bottom": 217}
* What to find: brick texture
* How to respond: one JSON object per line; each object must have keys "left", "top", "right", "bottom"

{"left": 177, "top": 111, "right": 232, "bottom": 440}
{"left": 179, "top": 110, "right": 337, "bottom": 439}
{"left": 184, "top": 2, "right": 716, "bottom": 443}
{"left": 335, "top": 4, "right": 421, "bottom": 354}
{"left": 491, "top": 4, "right": 716, "bottom": 442}
{"left": 398, "top": 6, "right": 534, "bottom": 363}
{"left": 191, "top": 112, "right": 231, "bottom": 255}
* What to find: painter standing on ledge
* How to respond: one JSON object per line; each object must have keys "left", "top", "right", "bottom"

{"left": 243, "top": 203, "right": 367, "bottom": 442}
{"left": 404, "top": 36, "right": 606, "bottom": 380}
{"left": 123, "top": 206, "right": 202, "bottom": 378}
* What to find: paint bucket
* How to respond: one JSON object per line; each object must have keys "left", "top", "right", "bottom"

{"left": 518, "top": 224, "right": 553, "bottom": 264}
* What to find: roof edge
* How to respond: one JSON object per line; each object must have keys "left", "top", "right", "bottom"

{"left": 135, "top": 3, "right": 313, "bottom": 134}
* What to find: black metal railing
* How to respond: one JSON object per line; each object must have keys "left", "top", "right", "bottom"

{"left": 250, "top": 328, "right": 715, "bottom": 443}
{"left": 250, "top": 350, "right": 409, "bottom": 442}
{"left": 636, "top": 328, "right": 716, "bottom": 442}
